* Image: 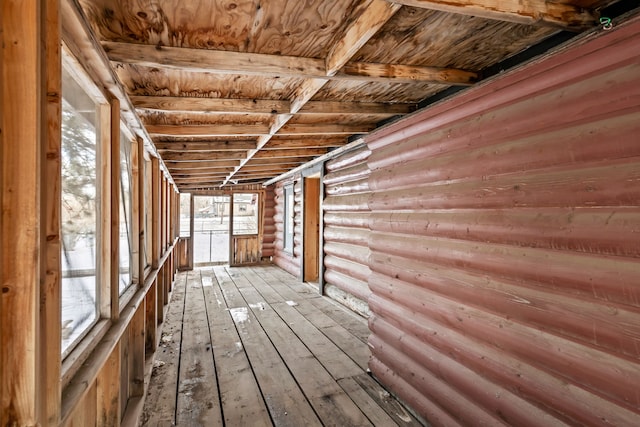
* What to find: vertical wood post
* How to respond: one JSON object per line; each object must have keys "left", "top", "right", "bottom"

{"left": 110, "top": 98, "right": 121, "bottom": 320}
{"left": 137, "top": 138, "right": 145, "bottom": 284}
{"left": 131, "top": 138, "right": 140, "bottom": 286}
{"left": 151, "top": 157, "right": 161, "bottom": 269}
{"left": 1, "top": 0, "right": 60, "bottom": 424}
{"left": 40, "top": 0, "right": 63, "bottom": 423}
{"left": 98, "top": 103, "right": 112, "bottom": 319}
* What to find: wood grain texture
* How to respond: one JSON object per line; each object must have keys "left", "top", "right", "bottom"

{"left": 365, "top": 18, "right": 640, "bottom": 426}
{"left": 1, "top": 0, "right": 43, "bottom": 424}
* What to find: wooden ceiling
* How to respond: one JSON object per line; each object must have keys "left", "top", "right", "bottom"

{"left": 78, "top": 0, "right": 616, "bottom": 191}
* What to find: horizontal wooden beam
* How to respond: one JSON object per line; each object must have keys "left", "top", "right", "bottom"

{"left": 340, "top": 62, "right": 479, "bottom": 85}
{"left": 131, "top": 96, "right": 290, "bottom": 114}
{"left": 388, "top": 0, "right": 596, "bottom": 30}
{"left": 264, "top": 139, "right": 345, "bottom": 149}
{"left": 155, "top": 141, "right": 257, "bottom": 151}
{"left": 165, "top": 160, "right": 240, "bottom": 169}
{"left": 160, "top": 151, "right": 247, "bottom": 161}
{"left": 147, "top": 124, "right": 269, "bottom": 137}
{"left": 252, "top": 148, "right": 328, "bottom": 159}
{"left": 132, "top": 95, "right": 414, "bottom": 116}
{"left": 301, "top": 101, "right": 415, "bottom": 115}
{"left": 102, "top": 41, "right": 478, "bottom": 85}
{"left": 278, "top": 124, "right": 373, "bottom": 135}
{"left": 244, "top": 157, "right": 311, "bottom": 165}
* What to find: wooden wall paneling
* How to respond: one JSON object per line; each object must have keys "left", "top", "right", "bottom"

{"left": 1, "top": 0, "right": 47, "bottom": 424}
{"left": 110, "top": 98, "right": 121, "bottom": 320}
{"left": 145, "top": 281, "right": 157, "bottom": 353}
{"left": 40, "top": 0, "right": 63, "bottom": 422}
{"left": 365, "top": 17, "right": 640, "bottom": 426}
{"left": 119, "top": 327, "right": 130, "bottom": 418}
{"left": 63, "top": 383, "right": 97, "bottom": 427}
{"left": 129, "top": 304, "right": 145, "bottom": 399}
{"left": 303, "top": 176, "right": 321, "bottom": 282}
{"left": 98, "top": 102, "right": 112, "bottom": 319}
{"left": 96, "top": 341, "right": 121, "bottom": 426}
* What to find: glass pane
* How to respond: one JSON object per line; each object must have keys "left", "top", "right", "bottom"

{"left": 61, "top": 67, "right": 99, "bottom": 355}
{"left": 233, "top": 193, "right": 258, "bottom": 235}
{"left": 194, "top": 196, "right": 230, "bottom": 264}
{"left": 180, "top": 193, "right": 191, "bottom": 237}
{"left": 119, "top": 132, "right": 133, "bottom": 294}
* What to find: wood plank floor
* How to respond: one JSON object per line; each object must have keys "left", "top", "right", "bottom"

{"left": 140, "top": 265, "right": 422, "bottom": 427}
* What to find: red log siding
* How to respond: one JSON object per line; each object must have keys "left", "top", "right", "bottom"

{"left": 272, "top": 178, "right": 301, "bottom": 277}
{"left": 323, "top": 146, "right": 372, "bottom": 314}
{"left": 366, "top": 17, "right": 640, "bottom": 427}
{"left": 262, "top": 185, "right": 276, "bottom": 258}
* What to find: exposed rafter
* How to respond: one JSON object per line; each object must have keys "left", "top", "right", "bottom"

{"left": 388, "top": 0, "right": 596, "bottom": 29}
{"left": 102, "top": 42, "right": 477, "bottom": 86}
{"left": 223, "top": 0, "right": 402, "bottom": 186}
{"left": 131, "top": 96, "right": 416, "bottom": 116}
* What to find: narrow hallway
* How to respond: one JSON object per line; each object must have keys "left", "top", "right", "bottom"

{"left": 141, "top": 266, "right": 421, "bottom": 426}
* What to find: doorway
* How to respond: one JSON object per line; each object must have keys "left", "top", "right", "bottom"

{"left": 303, "top": 176, "right": 321, "bottom": 283}
{"left": 193, "top": 195, "right": 231, "bottom": 266}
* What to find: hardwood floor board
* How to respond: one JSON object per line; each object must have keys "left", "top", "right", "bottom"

{"left": 270, "top": 301, "right": 363, "bottom": 381}
{"left": 230, "top": 272, "right": 372, "bottom": 426}
{"left": 353, "top": 373, "right": 424, "bottom": 426}
{"left": 141, "top": 266, "right": 422, "bottom": 427}
{"left": 176, "top": 270, "right": 223, "bottom": 426}
{"left": 213, "top": 267, "right": 322, "bottom": 427}
{"left": 141, "top": 271, "right": 187, "bottom": 427}
{"left": 200, "top": 269, "right": 272, "bottom": 427}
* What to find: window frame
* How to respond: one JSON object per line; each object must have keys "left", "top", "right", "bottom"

{"left": 283, "top": 184, "right": 294, "bottom": 254}
{"left": 60, "top": 49, "right": 111, "bottom": 369}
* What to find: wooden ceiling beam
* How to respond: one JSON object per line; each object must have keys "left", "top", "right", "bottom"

{"left": 278, "top": 124, "right": 373, "bottom": 136}
{"left": 339, "top": 63, "right": 478, "bottom": 85}
{"left": 146, "top": 124, "right": 269, "bottom": 137}
{"left": 243, "top": 157, "right": 311, "bottom": 166}
{"left": 388, "top": 0, "right": 596, "bottom": 30}
{"left": 155, "top": 141, "right": 257, "bottom": 151}
{"left": 224, "top": 0, "right": 400, "bottom": 186}
{"left": 301, "top": 101, "right": 415, "bottom": 115}
{"left": 252, "top": 148, "right": 328, "bottom": 159}
{"left": 325, "top": 0, "right": 402, "bottom": 76}
{"left": 264, "top": 139, "right": 344, "bottom": 149}
{"left": 131, "top": 95, "right": 415, "bottom": 116}
{"left": 165, "top": 160, "right": 240, "bottom": 169}
{"left": 161, "top": 151, "right": 247, "bottom": 161}
{"left": 131, "top": 96, "right": 290, "bottom": 114}
{"left": 102, "top": 42, "right": 478, "bottom": 86}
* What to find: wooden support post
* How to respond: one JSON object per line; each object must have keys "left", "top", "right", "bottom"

{"left": 145, "top": 281, "right": 157, "bottom": 352}
{"left": 98, "top": 103, "right": 112, "bottom": 319}
{"left": 131, "top": 138, "right": 140, "bottom": 286}
{"left": 110, "top": 98, "right": 121, "bottom": 320}
{"left": 137, "top": 138, "right": 145, "bottom": 284}
{"left": 40, "top": 0, "right": 63, "bottom": 423}
{"left": 151, "top": 157, "right": 161, "bottom": 269}
{"left": 1, "top": 0, "right": 60, "bottom": 424}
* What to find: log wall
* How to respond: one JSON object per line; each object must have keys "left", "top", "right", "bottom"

{"left": 365, "top": 18, "right": 640, "bottom": 426}
{"left": 272, "top": 178, "right": 302, "bottom": 277}
{"left": 262, "top": 185, "right": 276, "bottom": 259}
{"left": 322, "top": 146, "right": 372, "bottom": 317}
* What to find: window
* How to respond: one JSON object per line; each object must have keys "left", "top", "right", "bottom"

{"left": 60, "top": 66, "right": 100, "bottom": 355}
{"left": 233, "top": 193, "right": 258, "bottom": 235}
{"left": 180, "top": 193, "right": 191, "bottom": 237}
{"left": 283, "top": 185, "right": 294, "bottom": 253}
{"left": 144, "top": 158, "right": 152, "bottom": 267}
{"left": 119, "top": 130, "right": 133, "bottom": 294}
